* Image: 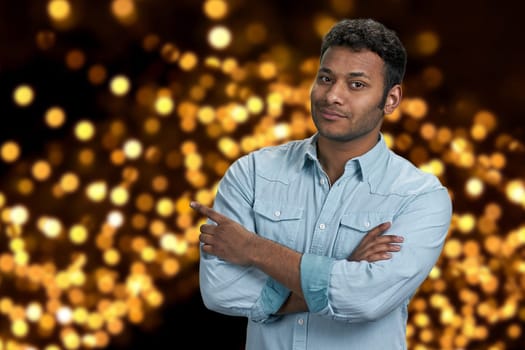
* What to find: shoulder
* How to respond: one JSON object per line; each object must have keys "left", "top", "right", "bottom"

{"left": 371, "top": 149, "right": 447, "bottom": 197}
{"left": 234, "top": 139, "right": 310, "bottom": 182}
{"left": 254, "top": 139, "right": 309, "bottom": 158}
{"left": 230, "top": 139, "right": 307, "bottom": 165}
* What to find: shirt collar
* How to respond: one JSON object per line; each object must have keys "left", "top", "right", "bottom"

{"left": 304, "top": 133, "right": 319, "bottom": 163}
{"left": 355, "top": 133, "right": 389, "bottom": 184}
{"left": 302, "top": 133, "right": 389, "bottom": 184}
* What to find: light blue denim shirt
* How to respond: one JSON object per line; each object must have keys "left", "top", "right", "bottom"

{"left": 199, "top": 133, "right": 452, "bottom": 350}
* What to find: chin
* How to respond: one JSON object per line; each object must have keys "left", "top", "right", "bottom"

{"left": 319, "top": 130, "right": 353, "bottom": 142}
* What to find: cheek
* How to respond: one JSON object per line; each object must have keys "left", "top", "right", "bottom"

{"left": 309, "top": 85, "right": 316, "bottom": 98}
{"left": 309, "top": 85, "right": 323, "bottom": 103}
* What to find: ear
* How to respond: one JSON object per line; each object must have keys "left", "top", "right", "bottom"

{"left": 383, "top": 84, "right": 402, "bottom": 115}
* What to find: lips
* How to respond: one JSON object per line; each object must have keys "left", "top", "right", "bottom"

{"left": 319, "top": 108, "right": 348, "bottom": 120}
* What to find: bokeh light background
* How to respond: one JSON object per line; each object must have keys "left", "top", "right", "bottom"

{"left": 0, "top": 0, "right": 524, "bottom": 349}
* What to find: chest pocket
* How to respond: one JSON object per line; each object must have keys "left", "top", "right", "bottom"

{"left": 253, "top": 200, "right": 304, "bottom": 247}
{"left": 334, "top": 212, "right": 393, "bottom": 259}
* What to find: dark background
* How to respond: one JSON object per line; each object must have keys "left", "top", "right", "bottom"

{"left": 1, "top": 1, "right": 524, "bottom": 349}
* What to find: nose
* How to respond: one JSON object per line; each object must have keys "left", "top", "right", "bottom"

{"left": 325, "top": 81, "right": 345, "bottom": 105}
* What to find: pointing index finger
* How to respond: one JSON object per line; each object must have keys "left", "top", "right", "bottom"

{"left": 190, "top": 201, "right": 224, "bottom": 224}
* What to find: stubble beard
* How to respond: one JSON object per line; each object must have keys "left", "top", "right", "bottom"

{"left": 313, "top": 108, "right": 384, "bottom": 144}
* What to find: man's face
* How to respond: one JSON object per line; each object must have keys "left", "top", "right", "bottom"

{"left": 310, "top": 46, "right": 388, "bottom": 144}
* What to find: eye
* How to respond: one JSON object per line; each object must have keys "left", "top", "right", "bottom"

{"left": 349, "top": 81, "right": 366, "bottom": 89}
{"left": 317, "top": 75, "right": 332, "bottom": 84}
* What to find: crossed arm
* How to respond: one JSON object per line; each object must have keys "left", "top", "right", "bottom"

{"left": 191, "top": 201, "right": 404, "bottom": 314}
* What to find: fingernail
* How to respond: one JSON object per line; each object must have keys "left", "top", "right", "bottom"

{"left": 190, "top": 201, "right": 197, "bottom": 208}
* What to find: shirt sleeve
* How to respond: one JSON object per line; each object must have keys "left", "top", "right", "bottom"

{"left": 300, "top": 187, "right": 452, "bottom": 322}
{"left": 199, "top": 154, "right": 290, "bottom": 323}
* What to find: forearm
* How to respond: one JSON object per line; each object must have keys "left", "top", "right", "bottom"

{"left": 276, "top": 292, "right": 308, "bottom": 314}
{"left": 249, "top": 234, "right": 304, "bottom": 298}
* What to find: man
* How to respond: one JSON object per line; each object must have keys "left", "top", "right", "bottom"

{"left": 191, "top": 18, "right": 452, "bottom": 350}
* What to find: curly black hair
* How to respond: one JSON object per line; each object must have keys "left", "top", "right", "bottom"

{"left": 321, "top": 18, "right": 407, "bottom": 104}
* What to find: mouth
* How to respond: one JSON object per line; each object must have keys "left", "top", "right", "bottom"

{"left": 319, "top": 108, "right": 348, "bottom": 120}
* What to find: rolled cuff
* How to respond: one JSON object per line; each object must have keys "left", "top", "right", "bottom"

{"left": 300, "top": 253, "right": 335, "bottom": 313}
{"left": 250, "top": 277, "right": 290, "bottom": 323}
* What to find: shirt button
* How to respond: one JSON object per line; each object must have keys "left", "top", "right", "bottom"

{"left": 319, "top": 223, "right": 325, "bottom": 230}
{"left": 274, "top": 211, "right": 281, "bottom": 217}
{"left": 320, "top": 179, "right": 325, "bottom": 185}
{"left": 364, "top": 221, "right": 370, "bottom": 228}
{"left": 297, "top": 318, "right": 304, "bottom": 325}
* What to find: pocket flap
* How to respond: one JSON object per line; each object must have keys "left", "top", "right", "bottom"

{"left": 340, "top": 212, "right": 391, "bottom": 232}
{"left": 253, "top": 200, "right": 303, "bottom": 222}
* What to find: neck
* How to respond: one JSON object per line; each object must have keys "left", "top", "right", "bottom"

{"left": 317, "top": 133, "right": 379, "bottom": 184}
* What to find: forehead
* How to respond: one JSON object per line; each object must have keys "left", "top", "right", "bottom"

{"left": 320, "top": 46, "right": 385, "bottom": 79}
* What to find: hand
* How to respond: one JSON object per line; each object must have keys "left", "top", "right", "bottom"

{"left": 190, "top": 201, "right": 255, "bottom": 266}
{"left": 348, "top": 222, "right": 403, "bottom": 262}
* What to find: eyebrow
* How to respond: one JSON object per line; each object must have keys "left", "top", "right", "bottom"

{"left": 318, "top": 67, "right": 372, "bottom": 80}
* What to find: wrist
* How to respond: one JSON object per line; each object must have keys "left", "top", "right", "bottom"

{"left": 247, "top": 233, "right": 264, "bottom": 266}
